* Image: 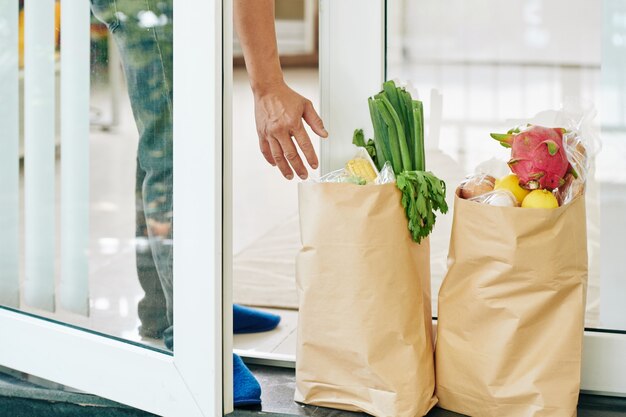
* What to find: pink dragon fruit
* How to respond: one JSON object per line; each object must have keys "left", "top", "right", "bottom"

{"left": 491, "top": 125, "right": 572, "bottom": 190}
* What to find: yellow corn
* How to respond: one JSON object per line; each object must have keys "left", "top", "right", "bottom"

{"left": 345, "top": 158, "right": 377, "bottom": 183}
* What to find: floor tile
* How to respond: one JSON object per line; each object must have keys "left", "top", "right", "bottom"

{"left": 234, "top": 308, "right": 298, "bottom": 359}
{"left": 272, "top": 327, "right": 298, "bottom": 356}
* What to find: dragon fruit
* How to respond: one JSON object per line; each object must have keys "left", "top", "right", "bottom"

{"left": 491, "top": 125, "right": 572, "bottom": 190}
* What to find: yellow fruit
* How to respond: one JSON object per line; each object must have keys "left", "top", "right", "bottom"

{"left": 494, "top": 174, "right": 530, "bottom": 204}
{"left": 521, "top": 189, "right": 559, "bottom": 209}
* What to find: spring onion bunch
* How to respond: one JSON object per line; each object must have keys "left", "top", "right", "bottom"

{"left": 354, "top": 80, "right": 448, "bottom": 243}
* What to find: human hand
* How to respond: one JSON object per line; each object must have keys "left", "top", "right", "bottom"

{"left": 253, "top": 81, "right": 328, "bottom": 180}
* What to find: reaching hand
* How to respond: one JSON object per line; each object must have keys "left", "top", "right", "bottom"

{"left": 253, "top": 81, "right": 328, "bottom": 180}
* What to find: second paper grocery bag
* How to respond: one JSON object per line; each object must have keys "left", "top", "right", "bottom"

{"left": 435, "top": 192, "right": 588, "bottom": 417}
{"left": 295, "top": 182, "right": 437, "bottom": 417}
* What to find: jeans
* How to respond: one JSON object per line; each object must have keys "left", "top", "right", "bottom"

{"left": 91, "top": 0, "right": 174, "bottom": 349}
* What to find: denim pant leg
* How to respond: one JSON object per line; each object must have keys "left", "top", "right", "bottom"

{"left": 135, "top": 160, "right": 169, "bottom": 338}
{"left": 91, "top": 0, "right": 174, "bottom": 349}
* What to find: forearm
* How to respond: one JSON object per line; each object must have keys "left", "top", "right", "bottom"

{"left": 233, "top": 0, "right": 284, "bottom": 95}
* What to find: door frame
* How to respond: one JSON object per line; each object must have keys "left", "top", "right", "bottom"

{"left": 319, "top": 0, "right": 626, "bottom": 397}
{"left": 0, "top": 0, "right": 231, "bottom": 415}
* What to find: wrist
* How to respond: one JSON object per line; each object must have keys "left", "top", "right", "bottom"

{"left": 251, "top": 75, "right": 285, "bottom": 97}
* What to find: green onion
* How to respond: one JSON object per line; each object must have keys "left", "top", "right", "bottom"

{"left": 352, "top": 81, "right": 448, "bottom": 243}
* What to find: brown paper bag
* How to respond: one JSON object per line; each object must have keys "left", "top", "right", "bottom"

{"left": 435, "top": 192, "right": 588, "bottom": 417}
{"left": 295, "top": 182, "right": 437, "bottom": 417}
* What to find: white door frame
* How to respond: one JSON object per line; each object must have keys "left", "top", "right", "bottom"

{"left": 0, "top": 0, "right": 231, "bottom": 415}
{"left": 320, "top": 0, "right": 626, "bottom": 397}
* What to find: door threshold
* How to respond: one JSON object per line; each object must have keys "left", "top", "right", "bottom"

{"left": 236, "top": 350, "right": 295, "bottom": 369}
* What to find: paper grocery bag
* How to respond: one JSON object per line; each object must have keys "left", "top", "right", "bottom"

{"left": 436, "top": 192, "right": 588, "bottom": 417}
{"left": 295, "top": 182, "right": 437, "bottom": 417}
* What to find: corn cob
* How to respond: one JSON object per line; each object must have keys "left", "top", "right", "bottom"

{"left": 345, "top": 157, "right": 378, "bottom": 183}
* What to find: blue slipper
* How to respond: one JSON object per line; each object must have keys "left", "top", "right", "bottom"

{"left": 233, "top": 304, "right": 281, "bottom": 334}
{"left": 233, "top": 353, "right": 262, "bottom": 407}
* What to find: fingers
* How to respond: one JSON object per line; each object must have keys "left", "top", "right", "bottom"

{"left": 302, "top": 100, "right": 328, "bottom": 138}
{"left": 266, "top": 134, "right": 309, "bottom": 180}
{"left": 275, "top": 133, "right": 309, "bottom": 180}
{"left": 259, "top": 138, "right": 276, "bottom": 166}
{"left": 255, "top": 91, "right": 325, "bottom": 179}
{"left": 292, "top": 124, "right": 318, "bottom": 170}
{"left": 267, "top": 137, "right": 294, "bottom": 180}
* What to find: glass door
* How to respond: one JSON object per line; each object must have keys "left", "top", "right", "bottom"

{"left": 320, "top": 0, "right": 626, "bottom": 396}
{"left": 0, "top": 0, "right": 229, "bottom": 415}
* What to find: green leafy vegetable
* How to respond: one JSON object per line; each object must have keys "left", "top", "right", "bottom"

{"left": 352, "top": 129, "right": 377, "bottom": 165}
{"left": 396, "top": 171, "right": 448, "bottom": 243}
{"left": 352, "top": 80, "right": 448, "bottom": 243}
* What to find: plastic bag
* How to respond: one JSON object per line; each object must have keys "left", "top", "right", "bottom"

{"left": 318, "top": 147, "right": 381, "bottom": 185}
{"left": 464, "top": 100, "right": 599, "bottom": 207}
{"left": 375, "top": 161, "right": 396, "bottom": 185}
{"left": 474, "top": 158, "right": 510, "bottom": 179}
{"left": 469, "top": 189, "right": 518, "bottom": 207}
{"left": 520, "top": 99, "right": 599, "bottom": 206}
{"left": 558, "top": 131, "right": 588, "bottom": 205}
{"left": 459, "top": 173, "right": 496, "bottom": 200}
{"left": 318, "top": 168, "right": 366, "bottom": 185}
{"left": 346, "top": 148, "right": 379, "bottom": 184}
{"left": 556, "top": 172, "right": 585, "bottom": 207}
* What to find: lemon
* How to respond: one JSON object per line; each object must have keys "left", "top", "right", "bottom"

{"left": 494, "top": 174, "right": 530, "bottom": 204}
{"left": 521, "top": 189, "right": 559, "bottom": 209}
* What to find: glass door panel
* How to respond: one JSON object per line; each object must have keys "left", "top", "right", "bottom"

{"left": 0, "top": 0, "right": 174, "bottom": 352}
{"left": 386, "top": 0, "right": 626, "bottom": 332}
{"left": 0, "top": 1, "right": 225, "bottom": 414}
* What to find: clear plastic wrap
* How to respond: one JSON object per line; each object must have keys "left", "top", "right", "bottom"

{"left": 469, "top": 189, "right": 518, "bottom": 207}
{"left": 463, "top": 101, "right": 599, "bottom": 207}
{"left": 558, "top": 132, "right": 588, "bottom": 205}
{"left": 375, "top": 161, "right": 396, "bottom": 185}
{"left": 556, "top": 172, "right": 585, "bottom": 207}
{"left": 523, "top": 99, "right": 599, "bottom": 206}
{"left": 459, "top": 173, "right": 496, "bottom": 200}
{"left": 317, "top": 147, "right": 385, "bottom": 185}
{"left": 344, "top": 148, "right": 380, "bottom": 184}
{"left": 474, "top": 158, "right": 511, "bottom": 179}
{"left": 319, "top": 168, "right": 366, "bottom": 185}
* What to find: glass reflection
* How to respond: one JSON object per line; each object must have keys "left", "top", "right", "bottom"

{"left": 90, "top": 0, "right": 174, "bottom": 349}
